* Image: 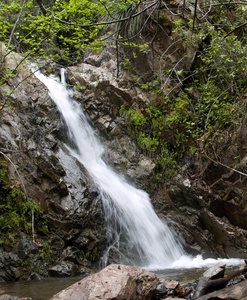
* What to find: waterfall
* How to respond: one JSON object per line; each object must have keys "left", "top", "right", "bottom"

{"left": 34, "top": 69, "right": 185, "bottom": 269}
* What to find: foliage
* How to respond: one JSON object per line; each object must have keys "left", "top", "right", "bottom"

{"left": 126, "top": 108, "right": 146, "bottom": 128}
{"left": 0, "top": 0, "right": 103, "bottom": 66}
{"left": 0, "top": 0, "right": 151, "bottom": 69}
{"left": 77, "top": 246, "right": 101, "bottom": 263}
{"left": 124, "top": 101, "right": 181, "bottom": 181}
{"left": 122, "top": 11, "right": 247, "bottom": 181}
{"left": 119, "top": 104, "right": 126, "bottom": 116}
{"left": 114, "top": 2, "right": 143, "bottom": 38}
{"left": 199, "top": 31, "right": 247, "bottom": 91}
{"left": 0, "top": 159, "right": 44, "bottom": 246}
{"left": 39, "top": 241, "right": 53, "bottom": 260}
{"left": 170, "top": 8, "right": 247, "bottom": 152}
{"left": 119, "top": 0, "right": 247, "bottom": 184}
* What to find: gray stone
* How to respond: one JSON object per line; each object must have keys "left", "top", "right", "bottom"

{"left": 202, "top": 262, "right": 226, "bottom": 279}
{"left": 0, "top": 295, "right": 22, "bottom": 300}
{"left": 162, "top": 279, "right": 179, "bottom": 289}
{"left": 51, "top": 264, "right": 159, "bottom": 300}
{"left": 48, "top": 261, "right": 77, "bottom": 277}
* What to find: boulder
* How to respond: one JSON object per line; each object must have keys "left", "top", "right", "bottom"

{"left": 51, "top": 264, "right": 159, "bottom": 300}
{"left": 194, "top": 263, "right": 247, "bottom": 298}
{"left": 202, "top": 262, "right": 226, "bottom": 280}
{"left": 162, "top": 279, "right": 180, "bottom": 289}
{"left": 48, "top": 261, "right": 77, "bottom": 277}
{"left": 196, "top": 279, "right": 247, "bottom": 300}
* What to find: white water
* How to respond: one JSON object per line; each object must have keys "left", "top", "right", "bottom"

{"left": 34, "top": 69, "right": 243, "bottom": 270}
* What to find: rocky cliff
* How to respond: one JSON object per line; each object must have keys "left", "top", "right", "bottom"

{"left": 0, "top": 15, "right": 247, "bottom": 282}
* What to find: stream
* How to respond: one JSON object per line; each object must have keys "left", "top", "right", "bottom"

{"left": 0, "top": 262, "right": 242, "bottom": 299}
{"left": 0, "top": 268, "right": 205, "bottom": 299}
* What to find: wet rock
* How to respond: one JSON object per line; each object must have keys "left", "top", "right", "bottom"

{"left": 48, "top": 261, "right": 77, "bottom": 277}
{"left": 194, "top": 263, "right": 247, "bottom": 298}
{"left": 164, "top": 297, "right": 184, "bottom": 300}
{"left": 51, "top": 264, "right": 159, "bottom": 300}
{"left": 162, "top": 279, "right": 180, "bottom": 290}
{"left": 59, "top": 247, "right": 76, "bottom": 263}
{"left": 0, "top": 51, "right": 107, "bottom": 281}
{"left": 202, "top": 262, "right": 226, "bottom": 280}
{"left": 155, "top": 283, "right": 168, "bottom": 297}
{"left": 0, "top": 251, "right": 21, "bottom": 281}
{"left": 196, "top": 279, "right": 247, "bottom": 300}
{"left": 224, "top": 199, "right": 247, "bottom": 230}
{"left": 13, "top": 234, "right": 38, "bottom": 260}
{"left": 0, "top": 295, "right": 22, "bottom": 300}
{"left": 29, "top": 272, "right": 43, "bottom": 281}
{"left": 199, "top": 209, "right": 247, "bottom": 258}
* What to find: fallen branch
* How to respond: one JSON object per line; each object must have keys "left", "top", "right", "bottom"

{"left": 194, "top": 262, "right": 247, "bottom": 298}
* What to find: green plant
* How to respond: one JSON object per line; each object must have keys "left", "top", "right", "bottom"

{"left": 126, "top": 108, "right": 146, "bottom": 129}
{"left": 39, "top": 241, "right": 53, "bottom": 260}
{"left": 0, "top": 158, "right": 46, "bottom": 247}
{"left": 119, "top": 104, "right": 126, "bottom": 116}
{"left": 124, "top": 101, "right": 182, "bottom": 182}
{"left": 138, "top": 133, "right": 159, "bottom": 152}
{"left": 78, "top": 246, "right": 101, "bottom": 262}
{"left": 141, "top": 80, "right": 160, "bottom": 93}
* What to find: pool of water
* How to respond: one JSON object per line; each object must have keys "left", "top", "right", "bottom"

{"left": 0, "top": 277, "right": 84, "bottom": 300}
{"left": 0, "top": 261, "right": 243, "bottom": 299}
{"left": 0, "top": 268, "right": 205, "bottom": 299}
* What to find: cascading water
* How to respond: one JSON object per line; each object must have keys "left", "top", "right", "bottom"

{"left": 34, "top": 69, "right": 184, "bottom": 268}
{"left": 34, "top": 69, "right": 242, "bottom": 271}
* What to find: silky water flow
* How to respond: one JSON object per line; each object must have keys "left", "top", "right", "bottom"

{"left": 34, "top": 69, "right": 242, "bottom": 271}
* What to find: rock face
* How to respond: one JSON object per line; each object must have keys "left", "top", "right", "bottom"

{"left": 51, "top": 264, "right": 159, "bottom": 300}
{"left": 1, "top": 11, "right": 247, "bottom": 282}
{"left": 0, "top": 27, "right": 201, "bottom": 280}
{"left": 65, "top": 36, "right": 247, "bottom": 261}
{"left": 0, "top": 45, "right": 107, "bottom": 281}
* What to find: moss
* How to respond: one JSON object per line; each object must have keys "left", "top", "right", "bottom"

{"left": 39, "top": 241, "right": 53, "bottom": 260}
{"left": 77, "top": 246, "right": 102, "bottom": 263}
{"left": 158, "top": 11, "right": 174, "bottom": 31}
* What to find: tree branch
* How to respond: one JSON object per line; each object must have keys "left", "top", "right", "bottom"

{"left": 35, "top": 0, "right": 47, "bottom": 16}
{"left": 225, "top": 21, "right": 247, "bottom": 37}
{"left": 51, "top": 0, "right": 159, "bottom": 28}
{"left": 192, "top": 0, "right": 198, "bottom": 33}
{"left": 0, "top": 0, "right": 27, "bottom": 68}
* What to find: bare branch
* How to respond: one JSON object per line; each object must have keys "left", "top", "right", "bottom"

{"left": 0, "top": 0, "right": 27, "bottom": 68}
{"left": 161, "top": 54, "right": 186, "bottom": 93}
{"left": 225, "top": 21, "right": 247, "bottom": 37}
{"left": 192, "top": 0, "right": 198, "bottom": 33}
{"left": 201, "top": 1, "right": 247, "bottom": 9}
{"left": 204, "top": 152, "right": 247, "bottom": 177}
{"left": 35, "top": 0, "right": 47, "bottom": 16}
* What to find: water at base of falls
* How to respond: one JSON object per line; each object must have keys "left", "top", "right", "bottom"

{"left": 34, "top": 69, "right": 244, "bottom": 270}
